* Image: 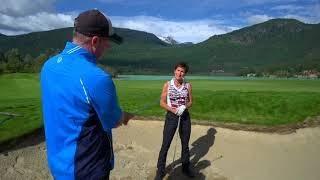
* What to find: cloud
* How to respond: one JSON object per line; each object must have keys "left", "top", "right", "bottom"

{"left": 270, "top": 3, "right": 320, "bottom": 23}
{"left": 112, "top": 16, "right": 237, "bottom": 43}
{"left": 283, "top": 14, "right": 318, "bottom": 24}
{"left": 247, "top": 14, "right": 273, "bottom": 25}
{"left": 0, "top": 0, "right": 55, "bottom": 17}
{"left": 96, "top": 0, "right": 127, "bottom": 3}
{"left": 242, "top": 0, "right": 303, "bottom": 5}
{"left": 245, "top": 1, "right": 320, "bottom": 25}
{"left": 96, "top": 0, "right": 303, "bottom": 7}
{"left": 0, "top": 11, "right": 235, "bottom": 43}
{"left": 0, "top": 12, "right": 74, "bottom": 35}
{"left": 310, "top": 3, "right": 320, "bottom": 22}
{"left": 1, "top": 0, "right": 318, "bottom": 42}
{"left": 0, "top": 0, "right": 67, "bottom": 35}
{"left": 271, "top": 4, "right": 304, "bottom": 11}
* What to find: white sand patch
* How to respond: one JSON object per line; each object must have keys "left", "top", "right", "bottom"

{"left": 1, "top": 120, "right": 320, "bottom": 180}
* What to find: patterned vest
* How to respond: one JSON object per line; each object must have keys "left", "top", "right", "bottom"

{"left": 167, "top": 78, "right": 190, "bottom": 108}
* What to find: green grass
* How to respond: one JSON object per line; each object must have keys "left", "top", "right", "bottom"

{"left": 115, "top": 79, "right": 320, "bottom": 126}
{"left": 1, "top": 73, "right": 320, "bottom": 144}
{"left": 0, "top": 99, "right": 42, "bottom": 143}
{"left": 0, "top": 73, "right": 41, "bottom": 143}
{"left": 191, "top": 91, "right": 320, "bottom": 125}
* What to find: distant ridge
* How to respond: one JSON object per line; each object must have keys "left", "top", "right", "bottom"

{"left": 1, "top": 18, "right": 319, "bottom": 74}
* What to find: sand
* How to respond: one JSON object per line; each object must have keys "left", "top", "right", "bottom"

{"left": 1, "top": 120, "right": 320, "bottom": 180}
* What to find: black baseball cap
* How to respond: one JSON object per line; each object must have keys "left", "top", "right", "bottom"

{"left": 74, "top": 9, "right": 123, "bottom": 44}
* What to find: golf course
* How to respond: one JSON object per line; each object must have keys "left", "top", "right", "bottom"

{"left": 1, "top": 73, "right": 320, "bottom": 144}
{"left": 1, "top": 73, "right": 320, "bottom": 180}
{"left": 1, "top": 0, "right": 320, "bottom": 179}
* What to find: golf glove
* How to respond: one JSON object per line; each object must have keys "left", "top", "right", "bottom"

{"left": 176, "top": 105, "right": 186, "bottom": 116}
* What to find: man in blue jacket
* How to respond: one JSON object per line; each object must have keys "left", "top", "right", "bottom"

{"left": 40, "top": 9, "right": 133, "bottom": 179}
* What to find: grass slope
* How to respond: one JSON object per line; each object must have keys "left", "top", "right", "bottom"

{"left": 0, "top": 74, "right": 41, "bottom": 143}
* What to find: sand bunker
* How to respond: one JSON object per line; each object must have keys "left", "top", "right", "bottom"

{"left": 1, "top": 120, "right": 320, "bottom": 180}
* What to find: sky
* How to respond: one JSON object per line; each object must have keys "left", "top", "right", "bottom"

{"left": 0, "top": 0, "right": 319, "bottom": 43}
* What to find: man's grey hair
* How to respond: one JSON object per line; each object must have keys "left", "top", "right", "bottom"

{"left": 73, "top": 31, "right": 93, "bottom": 45}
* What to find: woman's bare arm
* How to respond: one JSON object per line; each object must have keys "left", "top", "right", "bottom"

{"left": 160, "top": 82, "right": 177, "bottom": 114}
{"left": 186, "top": 83, "right": 192, "bottom": 109}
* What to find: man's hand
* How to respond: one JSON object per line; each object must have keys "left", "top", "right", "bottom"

{"left": 175, "top": 105, "right": 186, "bottom": 116}
{"left": 122, "top": 111, "right": 134, "bottom": 125}
{"left": 115, "top": 111, "right": 134, "bottom": 127}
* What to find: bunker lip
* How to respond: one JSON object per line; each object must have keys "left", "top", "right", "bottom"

{"left": 1, "top": 120, "right": 320, "bottom": 180}
{"left": 1, "top": 115, "right": 320, "bottom": 153}
{"left": 133, "top": 115, "right": 320, "bottom": 134}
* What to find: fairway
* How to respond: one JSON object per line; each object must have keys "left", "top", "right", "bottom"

{"left": 1, "top": 73, "right": 320, "bottom": 144}
{"left": 115, "top": 78, "right": 320, "bottom": 126}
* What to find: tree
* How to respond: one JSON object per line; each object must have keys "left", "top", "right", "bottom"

{"left": 33, "top": 53, "right": 49, "bottom": 72}
{"left": 0, "top": 62, "right": 5, "bottom": 74}
{"left": 22, "top": 54, "right": 34, "bottom": 72}
{"left": 5, "top": 49, "right": 23, "bottom": 73}
{"left": 98, "top": 64, "right": 119, "bottom": 78}
{"left": 0, "top": 52, "right": 5, "bottom": 74}
{"left": 0, "top": 52, "right": 5, "bottom": 62}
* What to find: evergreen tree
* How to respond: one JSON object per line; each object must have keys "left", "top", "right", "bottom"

{"left": 5, "top": 49, "right": 23, "bottom": 73}
{"left": 33, "top": 53, "right": 49, "bottom": 72}
{"left": 0, "top": 62, "right": 5, "bottom": 74}
{"left": 22, "top": 54, "right": 34, "bottom": 72}
{"left": 0, "top": 52, "right": 6, "bottom": 74}
{"left": 0, "top": 52, "right": 5, "bottom": 62}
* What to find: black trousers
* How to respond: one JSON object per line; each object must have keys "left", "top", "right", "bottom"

{"left": 156, "top": 110, "right": 191, "bottom": 172}
{"left": 98, "top": 170, "right": 110, "bottom": 180}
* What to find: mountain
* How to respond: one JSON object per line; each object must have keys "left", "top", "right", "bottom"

{"left": 1, "top": 18, "right": 319, "bottom": 74}
{"left": 0, "top": 27, "right": 168, "bottom": 56}
{"left": 191, "top": 19, "right": 320, "bottom": 72}
{"left": 105, "top": 19, "right": 320, "bottom": 73}
{"left": 158, "top": 36, "right": 179, "bottom": 45}
{"left": 180, "top": 42, "right": 194, "bottom": 46}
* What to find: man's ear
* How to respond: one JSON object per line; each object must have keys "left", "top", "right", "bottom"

{"left": 91, "top": 36, "right": 99, "bottom": 47}
{"left": 90, "top": 36, "right": 99, "bottom": 53}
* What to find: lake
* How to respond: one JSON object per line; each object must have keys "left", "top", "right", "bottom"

{"left": 116, "top": 75, "right": 319, "bottom": 81}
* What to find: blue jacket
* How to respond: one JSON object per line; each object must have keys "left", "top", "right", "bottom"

{"left": 40, "top": 42, "right": 122, "bottom": 179}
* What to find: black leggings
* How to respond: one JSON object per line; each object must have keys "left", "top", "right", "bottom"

{"left": 156, "top": 110, "right": 191, "bottom": 171}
